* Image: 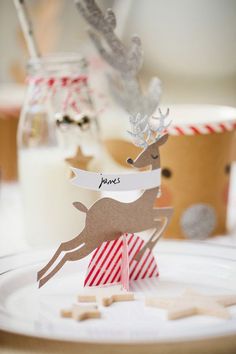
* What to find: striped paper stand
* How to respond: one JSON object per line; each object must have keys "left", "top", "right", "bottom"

{"left": 84, "top": 233, "right": 159, "bottom": 288}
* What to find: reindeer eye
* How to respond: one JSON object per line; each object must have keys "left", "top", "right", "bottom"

{"left": 151, "top": 154, "right": 159, "bottom": 159}
{"left": 162, "top": 168, "right": 172, "bottom": 178}
{"left": 225, "top": 164, "right": 231, "bottom": 174}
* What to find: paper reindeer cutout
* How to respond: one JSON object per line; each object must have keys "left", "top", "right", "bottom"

{"left": 37, "top": 111, "right": 173, "bottom": 288}
{"left": 76, "top": 0, "right": 161, "bottom": 117}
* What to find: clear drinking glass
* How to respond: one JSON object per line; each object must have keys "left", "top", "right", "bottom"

{"left": 18, "top": 53, "right": 100, "bottom": 248}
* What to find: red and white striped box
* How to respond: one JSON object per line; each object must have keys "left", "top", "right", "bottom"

{"left": 84, "top": 233, "right": 159, "bottom": 288}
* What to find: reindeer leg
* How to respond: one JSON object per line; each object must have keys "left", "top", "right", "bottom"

{"left": 39, "top": 252, "right": 70, "bottom": 288}
{"left": 39, "top": 244, "right": 95, "bottom": 288}
{"left": 146, "top": 219, "right": 168, "bottom": 251}
{"left": 37, "top": 233, "right": 86, "bottom": 281}
{"left": 134, "top": 207, "right": 173, "bottom": 261}
{"left": 143, "top": 208, "right": 173, "bottom": 254}
{"left": 134, "top": 221, "right": 162, "bottom": 262}
{"left": 154, "top": 207, "right": 173, "bottom": 220}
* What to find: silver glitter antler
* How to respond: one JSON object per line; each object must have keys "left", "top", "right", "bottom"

{"left": 151, "top": 108, "right": 171, "bottom": 141}
{"left": 75, "top": 0, "right": 161, "bottom": 116}
{"left": 127, "top": 113, "right": 151, "bottom": 148}
{"left": 128, "top": 110, "right": 171, "bottom": 148}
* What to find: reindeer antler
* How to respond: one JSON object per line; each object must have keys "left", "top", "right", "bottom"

{"left": 75, "top": 0, "right": 161, "bottom": 117}
{"left": 151, "top": 108, "right": 171, "bottom": 141}
{"left": 127, "top": 113, "right": 150, "bottom": 148}
{"left": 128, "top": 110, "right": 171, "bottom": 148}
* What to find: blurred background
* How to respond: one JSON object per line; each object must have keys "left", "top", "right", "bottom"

{"left": 1, "top": 0, "right": 236, "bottom": 104}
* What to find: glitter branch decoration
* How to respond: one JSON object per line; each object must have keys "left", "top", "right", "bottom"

{"left": 75, "top": 0, "right": 161, "bottom": 116}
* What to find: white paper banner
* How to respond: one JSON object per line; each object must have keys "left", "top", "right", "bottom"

{"left": 71, "top": 168, "right": 161, "bottom": 191}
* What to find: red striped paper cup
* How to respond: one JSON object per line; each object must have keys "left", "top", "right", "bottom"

{"left": 155, "top": 104, "right": 236, "bottom": 240}
{"left": 153, "top": 104, "right": 236, "bottom": 136}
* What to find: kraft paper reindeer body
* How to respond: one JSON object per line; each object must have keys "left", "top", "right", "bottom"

{"left": 38, "top": 112, "right": 173, "bottom": 288}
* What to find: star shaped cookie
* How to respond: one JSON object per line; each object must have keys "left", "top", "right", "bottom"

{"left": 146, "top": 289, "right": 236, "bottom": 320}
{"left": 78, "top": 292, "right": 135, "bottom": 306}
{"left": 65, "top": 147, "right": 93, "bottom": 175}
{"left": 61, "top": 304, "right": 100, "bottom": 321}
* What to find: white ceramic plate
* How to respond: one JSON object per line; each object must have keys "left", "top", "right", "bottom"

{"left": 0, "top": 240, "right": 236, "bottom": 344}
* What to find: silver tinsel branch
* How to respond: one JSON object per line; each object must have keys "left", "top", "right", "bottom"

{"left": 75, "top": 0, "right": 162, "bottom": 117}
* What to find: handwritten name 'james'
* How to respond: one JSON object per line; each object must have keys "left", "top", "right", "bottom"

{"left": 99, "top": 175, "right": 121, "bottom": 189}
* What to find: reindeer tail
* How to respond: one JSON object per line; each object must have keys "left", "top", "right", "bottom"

{"left": 73, "top": 202, "right": 88, "bottom": 213}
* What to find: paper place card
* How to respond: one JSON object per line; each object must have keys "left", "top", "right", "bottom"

{"left": 71, "top": 168, "right": 161, "bottom": 191}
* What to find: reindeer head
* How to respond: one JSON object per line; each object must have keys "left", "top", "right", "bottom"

{"left": 127, "top": 109, "right": 171, "bottom": 170}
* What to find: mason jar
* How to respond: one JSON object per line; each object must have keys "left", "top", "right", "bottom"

{"left": 18, "top": 53, "right": 100, "bottom": 248}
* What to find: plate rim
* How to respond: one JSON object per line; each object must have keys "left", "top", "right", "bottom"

{"left": 0, "top": 239, "right": 236, "bottom": 345}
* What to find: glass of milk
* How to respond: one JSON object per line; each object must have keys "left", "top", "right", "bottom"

{"left": 18, "top": 53, "right": 100, "bottom": 248}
